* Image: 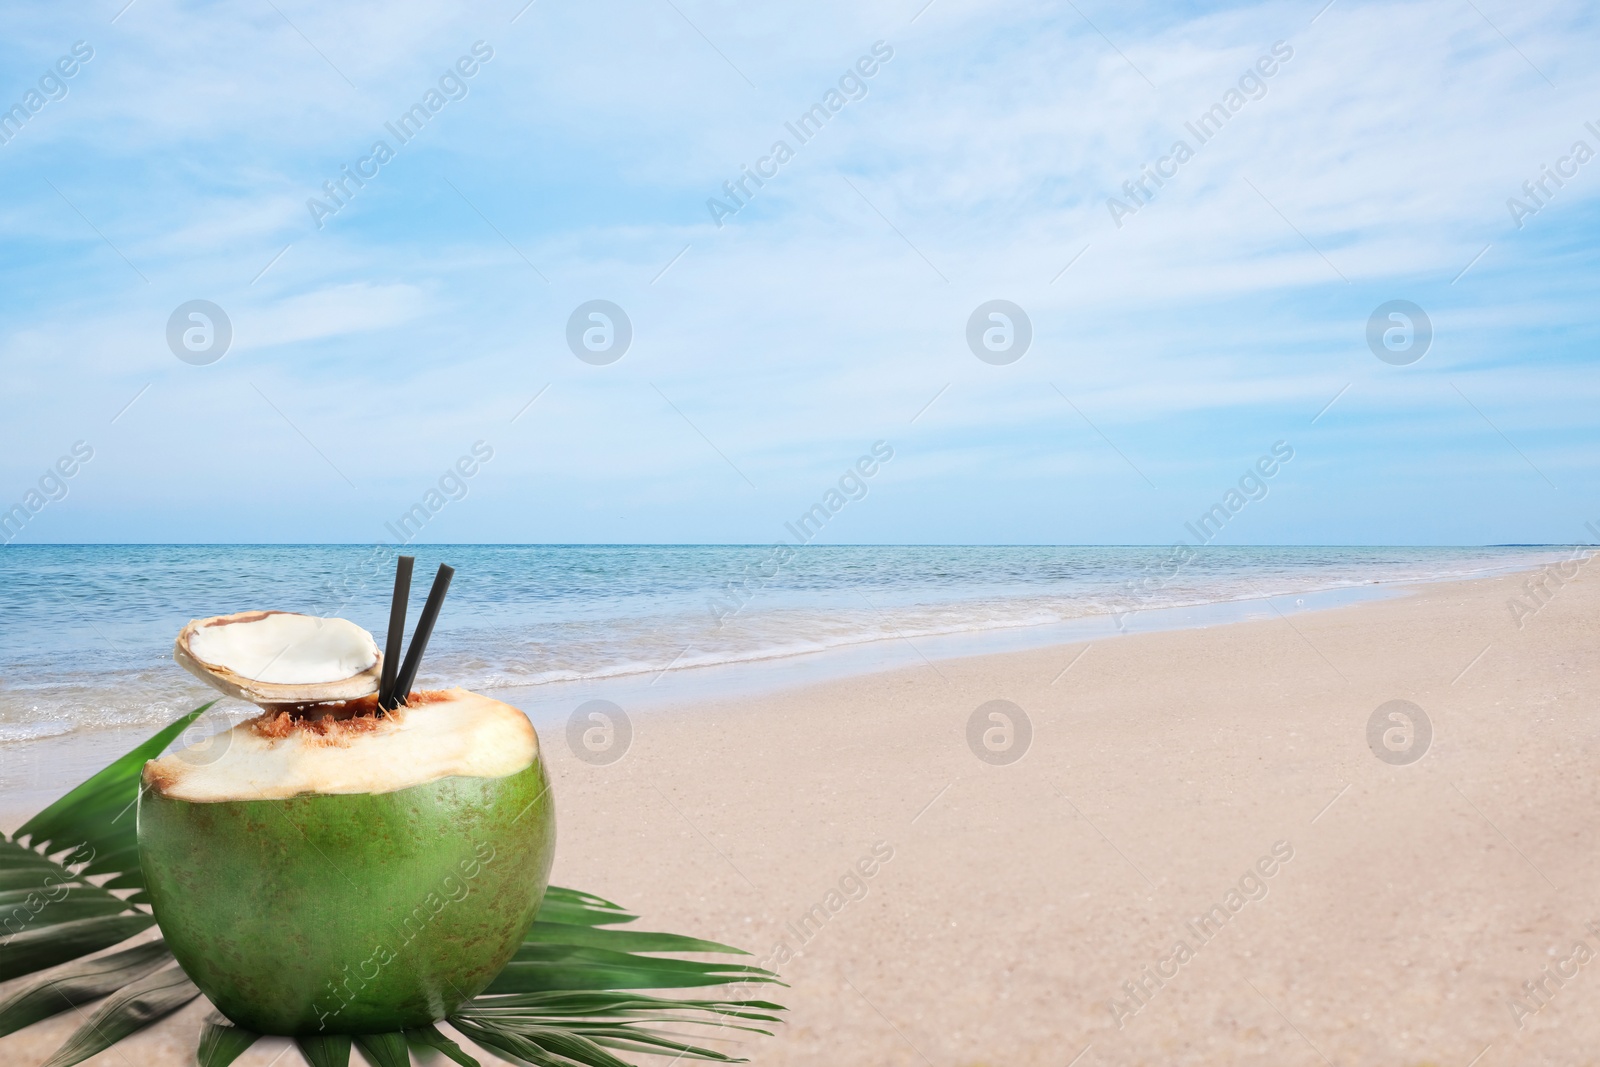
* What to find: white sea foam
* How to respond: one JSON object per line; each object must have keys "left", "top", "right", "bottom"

{"left": 0, "top": 544, "right": 1573, "bottom": 738}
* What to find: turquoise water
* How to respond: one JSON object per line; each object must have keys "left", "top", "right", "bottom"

{"left": 0, "top": 544, "right": 1568, "bottom": 741}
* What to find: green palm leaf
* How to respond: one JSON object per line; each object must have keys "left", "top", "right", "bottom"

{"left": 295, "top": 1034, "right": 351, "bottom": 1067}
{"left": 463, "top": 991, "right": 783, "bottom": 1029}
{"left": 1, "top": 705, "right": 784, "bottom": 1067}
{"left": 532, "top": 887, "right": 636, "bottom": 927}
{"left": 0, "top": 941, "right": 172, "bottom": 1037}
{"left": 486, "top": 943, "right": 777, "bottom": 995}
{"left": 452, "top": 1015, "right": 626, "bottom": 1067}
{"left": 0, "top": 884, "right": 143, "bottom": 930}
{"left": 454, "top": 1013, "right": 750, "bottom": 1066}
{"left": 352, "top": 1032, "right": 408, "bottom": 1067}
{"left": 457, "top": 989, "right": 780, "bottom": 1066}
{"left": 15, "top": 704, "right": 211, "bottom": 892}
{"left": 0, "top": 839, "right": 86, "bottom": 890}
{"left": 0, "top": 733, "right": 173, "bottom": 986}
{"left": 196, "top": 1015, "right": 259, "bottom": 1067}
{"left": 1, "top": 914, "right": 157, "bottom": 984}
{"left": 404, "top": 1024, "right": 482, "bottom": 1067}
{"left": 522, "top": 921, "right": 749, "bottom": 955}
{"left": 37, "top": 965, "right": 200, "bottom": 1067}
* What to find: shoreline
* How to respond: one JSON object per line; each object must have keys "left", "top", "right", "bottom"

{"left": 529, "top": 562, "right": 1599, "bottom": 1066}
{"left": 5, "top": 561, "right": 1599, "bottom": 1065}
{"left": 0, "top": 546, "right": 1576, "bottom": 748}
{"left": 0, "top": 564, "right": 1517, "bottom": 824}
{"left": 1, "top": 551, "right": 1573, "bottom": 764}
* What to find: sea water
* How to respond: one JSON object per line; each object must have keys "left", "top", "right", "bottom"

{"left": 0, "top": 544, "right": 1570, "bottom": 743}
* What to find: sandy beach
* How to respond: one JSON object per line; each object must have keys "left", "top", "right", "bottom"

{"left": 5, "top": 562, "right": 1599, "bottom": 1066}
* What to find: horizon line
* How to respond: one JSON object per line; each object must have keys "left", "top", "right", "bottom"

{"left": 0, "top": 542, "right": 1584, "bottom": 550}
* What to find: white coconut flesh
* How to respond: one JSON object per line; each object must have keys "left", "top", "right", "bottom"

{"left": 175, "top": 611, "right": 382, "bottom": 705}
{"left": 145, "top": 689, "right": 537, "bottom": 803}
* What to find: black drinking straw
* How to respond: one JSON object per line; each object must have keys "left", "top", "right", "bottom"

{"left": 391, "top": 563, "right": 455, "bottom": 706}
{"left": 377, "top": 555, "right": 415, "bottom": 712}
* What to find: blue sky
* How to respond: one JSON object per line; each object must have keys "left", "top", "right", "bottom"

{"left": 1, "top": 0, "right": 1596, "bottom": 546}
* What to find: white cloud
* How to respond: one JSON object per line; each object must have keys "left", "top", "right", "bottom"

{"left": 0, "top": 0, "right": 1596, "bottom": 542}
{"left": 236, "top": 282, "right": 431, "bottom": 350}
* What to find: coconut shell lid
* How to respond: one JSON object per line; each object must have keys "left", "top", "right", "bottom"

{"left": 175, "top": 610, "right": 382, "bottom": 707}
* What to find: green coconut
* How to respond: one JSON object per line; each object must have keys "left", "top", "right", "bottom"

{"left": 138, "top": 612, "right": 556, "bottom": 1035}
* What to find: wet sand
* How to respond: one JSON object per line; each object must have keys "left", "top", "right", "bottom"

{"left": 4, "top": 562, "right": 1598, "bottom": 1066}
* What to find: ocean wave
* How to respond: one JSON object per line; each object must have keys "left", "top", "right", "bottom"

{"left": 0, "top": 544, "right": 1571, "bottom": 738}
